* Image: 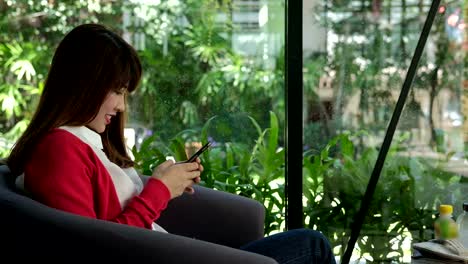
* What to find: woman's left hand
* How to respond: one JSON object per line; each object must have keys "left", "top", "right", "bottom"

{"left": 184, "top": 157, "right": 203, "bottom": 194}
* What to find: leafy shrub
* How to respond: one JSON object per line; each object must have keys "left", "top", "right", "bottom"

{"left": 134, "top": 114, "right": 465, "bottom": 263}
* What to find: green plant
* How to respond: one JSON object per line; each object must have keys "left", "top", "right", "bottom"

{"left": 0, "top": 0, "right": 123, "bottom": 155}
{"left": 0, "top": 40, "right": 43, "bottom": 156}
{"left": 303, "top": 131, "right": 464, "bottom": 263}
{"left": 133, "top": 111, "right": 286, "bottom": 235}
{"left": 133, "top": 112, "right": 464, "bottom": 262}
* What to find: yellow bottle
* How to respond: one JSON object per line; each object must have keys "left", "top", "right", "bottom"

{"left": 434, "top": 204, "right": 458, "bottom": 239}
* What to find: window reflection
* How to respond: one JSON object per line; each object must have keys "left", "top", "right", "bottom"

{"left": 304, "top": 0, "right": 467, "bottom": 262}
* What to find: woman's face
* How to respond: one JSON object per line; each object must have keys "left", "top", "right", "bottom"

{"left": 87, "top": 89, "right": 126, "bottom": 133}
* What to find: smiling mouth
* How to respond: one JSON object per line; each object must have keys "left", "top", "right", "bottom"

{"left": 105, "top": 115, "right": 112, "bottom": 124}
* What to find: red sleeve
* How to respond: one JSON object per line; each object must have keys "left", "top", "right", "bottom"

{"left": 24, "top": 129, "right": 170, "bottom": 229}
{"left": 116, "top": 178, "right": 170, "bottom": 229}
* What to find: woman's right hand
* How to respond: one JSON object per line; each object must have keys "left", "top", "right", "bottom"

{"left": 151, "top": 160, "right": 201, "bottom": 199}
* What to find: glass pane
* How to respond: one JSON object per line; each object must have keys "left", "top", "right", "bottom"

{"left": 0, "top": 0, "right": 285, "bottom": 236}
{"left": 304, "top": 0, "right": 467, "bottom": 263}
{"left": 0, "top": 1, "right": 124, "bottom": 156}
{"left": 122, "top": 0, "right": 287, "bottom": 235}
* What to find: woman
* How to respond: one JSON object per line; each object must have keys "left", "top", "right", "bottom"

{"left": 7, "top": 24, "right": 336, "bottom": 264}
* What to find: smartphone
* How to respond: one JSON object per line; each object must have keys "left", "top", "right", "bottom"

{"left": 185, "top": 141, "right": 212, "bottom": 163}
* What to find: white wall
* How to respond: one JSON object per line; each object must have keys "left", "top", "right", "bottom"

{"left": 303, "top": 0, "right": 326, "bottom": 57}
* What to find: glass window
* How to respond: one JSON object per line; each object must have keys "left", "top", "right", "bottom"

{"left": 304, "top": 0, "right": 467, "bottom": 262}
{"left": 3, "top": 1, "right": 467, "bottom": 263}
{"left": 0, "top": 0, "right": 286, "bottom": 236}
{"left": 114, "top": 0, "right": 288, "bottom": 235}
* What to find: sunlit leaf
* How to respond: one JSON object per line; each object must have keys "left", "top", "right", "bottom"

{"left": 11, "top": 60, "right": 36, "bottom": 81}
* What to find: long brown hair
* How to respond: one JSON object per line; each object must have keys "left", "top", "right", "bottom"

{"left": 7, "top": 24, "right": 142, "bottom": 175}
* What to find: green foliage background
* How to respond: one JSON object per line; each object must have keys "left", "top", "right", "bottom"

{"left": 1, "top": 1, "right": 467, "bottom": 263}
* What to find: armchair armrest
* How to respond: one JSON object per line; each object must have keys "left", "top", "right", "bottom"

{"left": 3, "top": 201, "right": 276, "bottom": 264}
{"left": 156, "top": 184, "right": 266, "bottom": 249}
{"left": 1, "top": 165, "right": 277, "bottom": 264}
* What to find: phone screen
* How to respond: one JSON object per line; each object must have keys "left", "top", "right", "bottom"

{"left": 186, "top": 141, "right": 212, "bottom": 162}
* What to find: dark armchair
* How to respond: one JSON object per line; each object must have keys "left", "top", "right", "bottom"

{"left": 0, "top": 165, "right": 278, "bottom": 263}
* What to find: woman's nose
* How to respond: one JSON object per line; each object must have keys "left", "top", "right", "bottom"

{"left": 116, "top": 95, "right": 126, "bottom": 112}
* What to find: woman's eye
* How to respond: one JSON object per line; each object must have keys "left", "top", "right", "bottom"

{"left": 115, "top": 88, "right": 127, "bottom": 95}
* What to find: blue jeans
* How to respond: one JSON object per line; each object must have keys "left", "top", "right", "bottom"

{"left": 240, "top": 228, "right": 336, "bottom": 264}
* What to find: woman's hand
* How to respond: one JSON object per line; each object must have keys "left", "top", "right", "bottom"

{"left": 183, "top": 157, "right": 203, "bottom": 194}
{"left": 151, "top": 157, "right": 204, "bottom": 198}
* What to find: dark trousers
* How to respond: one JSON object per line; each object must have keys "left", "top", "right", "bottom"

{"left": 240, "top": 228, "right": 336, "bottom": 264}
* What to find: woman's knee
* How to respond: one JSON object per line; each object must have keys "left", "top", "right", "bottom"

{"left": 289, "top": 228, "right": 328, "bottom": 243}
{"left": 291, "top": 229, "right": 334, "bottom": 254}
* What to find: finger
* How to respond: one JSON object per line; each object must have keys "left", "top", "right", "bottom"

{"left": 178, "top": 169, "right": 199, "bottom": 181}
{"left": 183, "top": 162, "right": 200, "bottom": 171}
{"left": 159, "top": 159, "right": 175, "bottom": 170}
{"left": 171, "top": 162, "right": 196, "bottom": 173}
{"left": 194, "top": 157, "right": 203, "bottom": 171}
{"left": 189, "top": 170, "right": 200, "bottom": 180}
{"left": 152, "top": 160, "right": 175, "bottom": 178}
{"left": 184, "top": 186, "right": 195, "bottom": 194}
{"left": 193, "top": 176, "right": 201, "bottom": 184}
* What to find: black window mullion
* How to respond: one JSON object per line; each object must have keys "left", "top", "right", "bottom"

{"left": 285, "top": 0, "right": 303, "bottom": 230}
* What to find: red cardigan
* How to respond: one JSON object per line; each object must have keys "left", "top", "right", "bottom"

{"left": 24, "top": 129, "right": 171, "bottom": 230}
